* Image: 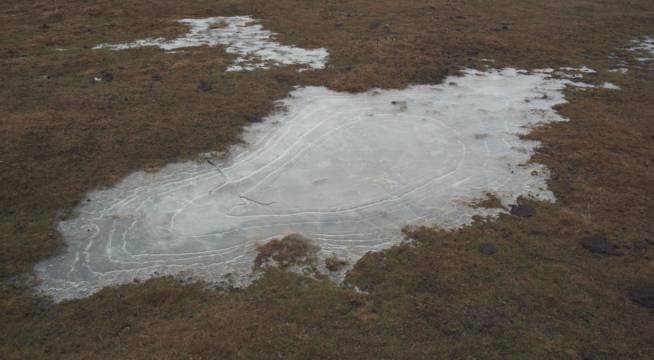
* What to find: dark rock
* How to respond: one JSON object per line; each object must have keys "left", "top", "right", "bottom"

{"left": 509, "top": 204, "right": 534, "bottom": 218}
{"left": 198, "top": 80, "right": 212, "bottom": 92}
{"left": 246, "top": 115, "right": 263, "bottom": 123}
{"left": 582, "top": 351, "right": 596, "bottom": 360}
{"left": 99, "top": 71, "right": 113, "bottom": 82}
{"left": 479, "top": 243, "right": 497, "bottom": 255}
{"left": 628, "top": 285, "right": 654, "bottom": 308}
{"left": 151, "top": 73, "right": 162, "bottom": 81}
{"left": 581, "top": 235, "right": 623, "bottom": 256}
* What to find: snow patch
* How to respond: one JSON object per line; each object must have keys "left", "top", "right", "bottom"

{"left": 94, "top": 16, "right": 328, "bottom": 72}
{"left": 628, "top": 36, "right": 654, "bottom": 63}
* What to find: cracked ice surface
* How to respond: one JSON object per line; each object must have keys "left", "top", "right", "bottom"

{"left": 94, "top": 16, "right": 328, "bottom": 71}
{"left": 36, "top": 68, "right": 602, "bottom": 302}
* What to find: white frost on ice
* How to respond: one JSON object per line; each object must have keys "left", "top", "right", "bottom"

{"left": 94, "top": 16, "right": 328, "bottom": 72}
{"left": 35, "top": 68, "right": 616, "bottom": 302}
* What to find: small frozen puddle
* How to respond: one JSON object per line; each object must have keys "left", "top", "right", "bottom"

{"left": 36, "top": 68, "right": 615, "bottom": 301}
{"left": 94, "top": 16, "right": 328, "bottom": 72}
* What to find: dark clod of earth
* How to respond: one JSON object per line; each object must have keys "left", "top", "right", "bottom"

{"left": 198, "top": 80, "right": 212, "bottom": 92}
{"left": 628, "top": 285, "right": 654, "bottom": 308}
{"left": 583, "top": 352, "right": 597, "bottom": 360}
{"left": 509, "top": 204, "right": 535, "bottom": 218}
{"left": 479, "top": 243, "right": 498, "bottom": 255}
{"left": 581, "top": 235, "right": 624, "bottom": 256}
{"left": 100, "top": 71, "right": 114, "bottom": 82}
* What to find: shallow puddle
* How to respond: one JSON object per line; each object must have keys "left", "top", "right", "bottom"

{"left": 36, "top": 68, "right": 614, "bottom": 301}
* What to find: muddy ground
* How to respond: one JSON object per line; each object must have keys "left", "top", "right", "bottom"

{"left": 1, "top": 0, "right": 654, "bottom": 358}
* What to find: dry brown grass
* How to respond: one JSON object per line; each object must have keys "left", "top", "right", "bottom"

{"left": 254, "top": 234, "right": 318, "bottom": 269}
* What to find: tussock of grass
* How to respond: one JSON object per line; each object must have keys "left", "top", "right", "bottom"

{"left": 254, "top": 234, "right": 317, "bottom": 269}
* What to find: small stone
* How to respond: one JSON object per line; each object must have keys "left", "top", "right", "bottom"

{"left": 99, "top": 71, "right": 113, "bottom": 82}
{"left": 246, "top": 115, "right": 263, "bottom": 123}
{"left": 479, "top": 243, "right": 497, "bottom": 255}
{"left": 581, "top": 235, "right": 623, "bottom": 256}
{"left": 628, "top": 285, "right": 654, "bottom": 308}
{"left": 509, "top": 204, "right": 534, "bottom": 218}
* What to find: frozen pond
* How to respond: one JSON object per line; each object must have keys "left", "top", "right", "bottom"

{"left": 94, "top": 16, "right": 328, "bottom": 71}
{"left": 36, "top": 68, "right": 612, "bottom": 302}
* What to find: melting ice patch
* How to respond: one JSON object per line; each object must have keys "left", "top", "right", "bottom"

{"left": 628, "top": 36, "right": 654, "bottom": 63}
{"left": 609, "top": 36, "right": 654, "bottom": 73}
{"left": 35, "top": 68, "right": 615, "bottom": 302}
{"left": 94, "top": 16, "right": 328, "bottom": 71}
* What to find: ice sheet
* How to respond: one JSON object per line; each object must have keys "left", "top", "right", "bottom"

{"left": 35, "top": 68, "right": 612, "bottom": 302}
{"left": 94, "top": 16, "right": 328, "bottom": 71}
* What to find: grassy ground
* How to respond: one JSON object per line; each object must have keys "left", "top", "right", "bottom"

{"left": 1, "top": 0, "right": 654, "bottom": 358}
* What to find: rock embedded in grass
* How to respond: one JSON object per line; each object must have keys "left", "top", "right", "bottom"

{"left": 509, "top": 203, "right": 535, "bottom": 218}
{"left": 581, "top": 235, "right": 623, "bottom": 256}
{"left": 628, "top": 285, "right": 654, "bottom": 308}
{"left": 198, "top": 80, "right": 212, "bottom": 92}
{"left": 479, "top": 243, "right": 498, "bottom": 255}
